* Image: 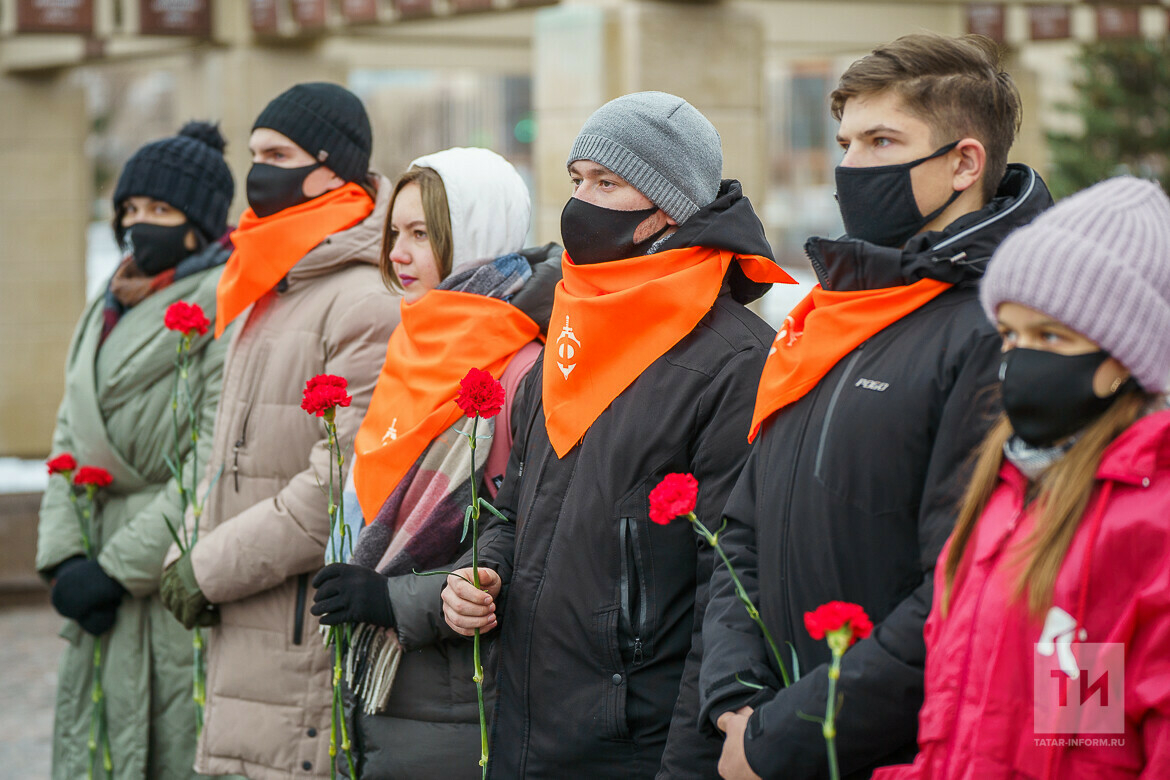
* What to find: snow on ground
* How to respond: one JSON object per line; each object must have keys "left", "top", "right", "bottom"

{"left": 0, "top": 459, "right": 47, "bottom": 495}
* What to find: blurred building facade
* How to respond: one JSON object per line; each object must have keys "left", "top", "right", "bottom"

{"left": 1, "top": 0, "right": 1166, "bottom": 457}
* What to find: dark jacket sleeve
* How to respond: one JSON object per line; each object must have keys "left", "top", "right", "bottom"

{"left": 739, "top": 328, "right": 1002, "bottom": 779}
{"left": 657, "top": 346, "right": 768, "bottom": 780}
{"left": 698, "top": 441, "right": 786, "bottom": 732}
{"left": 387, "top": 569, "right": 458, "bottom": 648}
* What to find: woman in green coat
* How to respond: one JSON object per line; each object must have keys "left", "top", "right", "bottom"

{"left": 36, "top": 122, "right": 235, "bottom": 779}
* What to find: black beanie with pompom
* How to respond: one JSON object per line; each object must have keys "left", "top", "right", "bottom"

{"left": 113, "top": 121, "right": 235, "bottom": 245}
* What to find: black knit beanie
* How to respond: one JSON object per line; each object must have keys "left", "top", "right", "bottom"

{"left": 252, "top": 82, "right": 372, "bottom": 183}
{"left": 112, "top": 121, "right": 234, "bottom": 245}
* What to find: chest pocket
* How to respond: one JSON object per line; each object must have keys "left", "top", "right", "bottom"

{"left": 811, "top": 344, "right": 934, "bottom": 515}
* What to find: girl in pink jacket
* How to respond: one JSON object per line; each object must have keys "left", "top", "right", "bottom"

{"left": 875, "top": 177, "right": 1170, "bottom": 780}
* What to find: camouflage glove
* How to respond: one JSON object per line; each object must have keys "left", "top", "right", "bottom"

{"left": 160, "top": 554, "right": 219, "bottom": 629}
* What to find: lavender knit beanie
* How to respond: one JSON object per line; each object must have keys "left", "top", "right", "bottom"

{"left": 981, "top": 176, "right": 1170, "bottom": 393}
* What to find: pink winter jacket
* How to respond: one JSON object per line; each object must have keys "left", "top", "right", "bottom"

{"left": 875, "top": 409, "right": 1170, "bottom": 780}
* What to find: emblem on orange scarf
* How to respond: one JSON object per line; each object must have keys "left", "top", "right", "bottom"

{"left": 556, "top": 316, "right": 581, "bottom": 380}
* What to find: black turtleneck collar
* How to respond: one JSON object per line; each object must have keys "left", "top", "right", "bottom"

{"left": 806, "top": 164, "right": 1053, "bottom": 292}
{"left": 652, "top": 179, "right": 779, "bottom": 305}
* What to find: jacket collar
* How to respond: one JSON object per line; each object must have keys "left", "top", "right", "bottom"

{"left": 1001, "top": 406, "right": 1170, "bottom": 488}
{"left": 284, "top": 173, "right": 391, "bottom": 289}
{"left": 807, "top": 164, "right": 1053, "bottom": 292}
{"left": 1096, "top": 406, "right": 1170, "bottom": 485}
{"left": 651, "top": 179, "right": 778, "bottom": 305}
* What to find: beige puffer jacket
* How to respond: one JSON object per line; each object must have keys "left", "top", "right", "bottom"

{"left": 169, "top": 176, "right": 400, "bottom": 779}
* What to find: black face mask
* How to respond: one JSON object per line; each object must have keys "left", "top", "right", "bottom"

{"left": 246, "top": 162, "right": 322, "bottom": 218}
{"left": 124, "top": 222, "right": 195, "bottom": 276}
{"left": 835, "top": 141, "right": 962, "bottom": 247}
{"left": 1000, "top": 348, "right": 1128, "bottom": 448}
{"left": 560, "top": 197, "right": 670, "bottom": 265}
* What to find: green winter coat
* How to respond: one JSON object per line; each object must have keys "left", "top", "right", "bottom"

{"left": 36, "top": 247, "right": 230, "bottom": 780}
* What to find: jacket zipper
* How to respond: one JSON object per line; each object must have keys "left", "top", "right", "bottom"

{"left": 232, "top": 403, "right": 253, "bottom": 493}
{"left": 619, "top": 517, "right": 649, "bottom": 666}
{"left": 778, "top": 378, "right": 825, "bottom": 648}
{"left": 292, "top": 573, "right": 309, "bottom": 645}
{"left": 813, "top": 346, "right": 866, "bottom": 480}
{"left": 514, "top": 387, "right": 545, "bottom": 484}
{"left": 805, "top": 243, "right": 830, "bottom": 286}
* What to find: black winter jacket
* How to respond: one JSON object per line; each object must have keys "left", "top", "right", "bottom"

{"left": 698, "top": 166, "right": 1053, "bottom": 779}
{"left": 472, "top": 181, "right": 779, "bottom": 779}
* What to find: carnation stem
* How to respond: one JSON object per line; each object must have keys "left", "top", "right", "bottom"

{"left": 59, "top": 472, "right": 111, "bottom": 777}
{"left": 468, "top": 415, "right": 490, "bottom": 778}
{"left": 69, "top": 492, "right": 93, "bottom": 558}
{"left": 824, "top": 649, "right": 842, "bottom": 780}
{"left": 321, "top": 415, "right": 356, "bottom": 777}
{"left": 689, "top": 515, "right": 791, "bottom": 688}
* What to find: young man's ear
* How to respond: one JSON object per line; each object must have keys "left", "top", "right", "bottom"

{"left": 951, "top": 138, "right": 987, "bottom": 195}
{"left": 303, "top": 166, "right": 347, "bottom": 198}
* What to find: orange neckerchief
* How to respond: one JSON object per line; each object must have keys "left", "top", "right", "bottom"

{"left": 353, "top": 290, "right": 540, "bottom": 521}
{"left": 215, "top": 183, "right": 374, "bottom": 337}
{"left": 542, "top": 247, "right": 795, "bottom": 458}
{"left": 748, "top": 278, "right": 952, "bottom": 441}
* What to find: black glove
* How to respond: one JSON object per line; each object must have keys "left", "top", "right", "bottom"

{"left": 310, "top": 563, "right": 394, "bottom": 627}
{"left": 51, "top": 559, "right": 127, "bottom": 621}
{"left": 78, "top": 605, "right": 118, "bottom": 636}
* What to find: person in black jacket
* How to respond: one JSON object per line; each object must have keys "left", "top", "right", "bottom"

{"left": 441, "top": 92, "right": 794, "bottom": 779}
{"left": 699, "top": 34, "right": 1054, "bottom": 780}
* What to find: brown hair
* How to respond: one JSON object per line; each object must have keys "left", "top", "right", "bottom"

{"left": 379, "top": 166, "right": 454, "bottom": 292}
{"left": 942, "top": 388, "right": 1153, "bottom": 618}
{"left": 830, "top": 33, "right": 1022, "bottom": 203}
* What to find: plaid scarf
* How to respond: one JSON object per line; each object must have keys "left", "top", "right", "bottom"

{"left": 343, "top": 254, "right": 530, "bottom": 714}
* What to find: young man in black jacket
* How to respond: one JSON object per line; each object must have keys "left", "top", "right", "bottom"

{"left": 699, "top": 34, "right": 1054, "bottom": 780}
{"left": 442, "top": 91, "right": 793, "bottom": 778}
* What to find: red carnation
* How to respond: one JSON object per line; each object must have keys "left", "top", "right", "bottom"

{"left": 456, "top": 368, "right": 505, "bottom": 420}
{"left": 73, "top": 466, "right": 114, "bottom": 489}
{"left": 164, "top": 301, "right": 210, "bottom": 337}
{"left": 301, "top": 374, "right": 352, "bottom": 418}
{"left": 649, "top": 473, "right": 699, "bottom": 525}
{"left": 46, "top": 453, "right": 77, "bottom": 476}
{"left": 804, "top": 601, "right": 873, "bottom": 647}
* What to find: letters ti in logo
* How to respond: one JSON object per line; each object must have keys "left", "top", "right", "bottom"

{"left": 1033, "top": 608, "right": 1124, "bottom": 735}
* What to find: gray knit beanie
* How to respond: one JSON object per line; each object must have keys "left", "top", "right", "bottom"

{"left": 567, "top": 92, "right": 721, "bottom": 224}
{"left": 981, "top": 176, "right": 1170, "bottom": 393}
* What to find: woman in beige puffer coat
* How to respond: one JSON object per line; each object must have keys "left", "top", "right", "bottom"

{"left": 161, "top": 83, "right": 400, "bottom": 780}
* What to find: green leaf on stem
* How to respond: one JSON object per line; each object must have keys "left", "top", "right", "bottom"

{"left": 460, "top": 505, "right": 474, "bottom": 544}
{"left": 202, "top": 464, "right": 225, "bottom": 502}
{"left": 789, "top": 642, "right": 802, "bottom": 683}
{"left": 734, "top": 673, "right": 766, "bottom": 691}
{"left": 478, "top": 498, "right": 510, "bottom": 522}
{"left": 162, "top": 514, "right": 186, "bottom": 552}
{"left": 412, "top": 568, "right": 476, "bottom": 588}
{"left": 163, "top": 452, "right": 181, "bottom": 480}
